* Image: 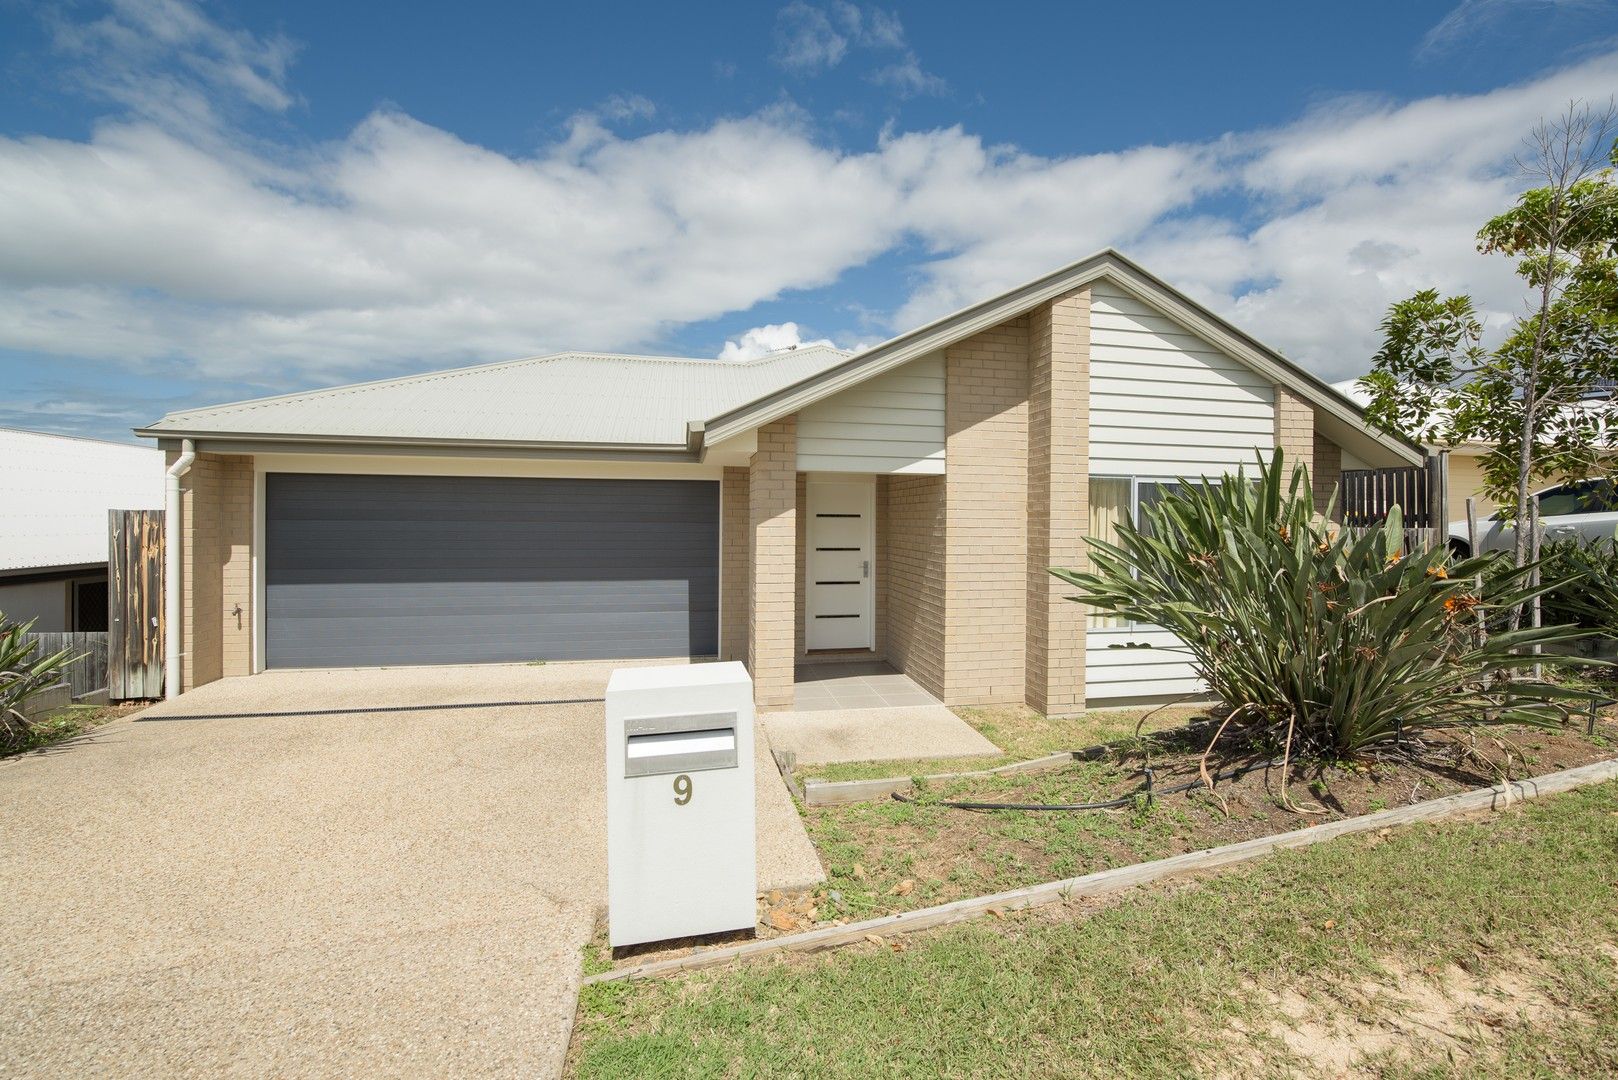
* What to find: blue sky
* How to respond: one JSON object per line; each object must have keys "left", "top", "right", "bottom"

{"left": 2, "top": 0, "right": 1617, "bottom": 442}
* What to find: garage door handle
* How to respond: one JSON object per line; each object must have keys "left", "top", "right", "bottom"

{"left": 862, "top": 560, "right": 870, "bottom": 579}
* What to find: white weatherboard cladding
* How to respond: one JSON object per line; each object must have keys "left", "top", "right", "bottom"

{"left": 1085, "top": 283, "right": 1274, "bottom": 702}
{"left": 796, "top": 354, "right": 945, "bottom": 474}
{"left": 1086, "top": 629, "right": 1204, "bottom": 701}
{"left": 1088, "top": 284, "right": 1274, "bottom": 475}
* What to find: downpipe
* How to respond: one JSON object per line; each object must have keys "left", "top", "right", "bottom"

{"left": 164, "top": 439, "right": 196, "bottom": 700}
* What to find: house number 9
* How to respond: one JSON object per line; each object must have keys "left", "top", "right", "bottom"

{"left": 673, "top": 774, "right": 693, "bottom": 805}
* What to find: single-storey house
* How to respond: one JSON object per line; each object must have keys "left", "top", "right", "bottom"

{"left": 0, "top": 427, "right": 164, "bottom": 631}
{"left": 137, "top": 250, "right": 1421, "bottom": 712}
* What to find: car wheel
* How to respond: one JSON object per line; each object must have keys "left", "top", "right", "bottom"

{"left": 1447, "top": 539, "right": 1472, "bottom": 560}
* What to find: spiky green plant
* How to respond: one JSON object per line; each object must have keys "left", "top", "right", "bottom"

{"left": 0, "top": 612, "right": 79, "bottom": 745}
{"left": 1051, "top": 451, "right": 1597, "bottom": 763}
{"left": 1539, "top": 532, "right": 1618, "bottom": 639}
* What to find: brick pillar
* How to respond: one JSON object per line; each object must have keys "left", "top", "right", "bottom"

{"left": 748, "top": 417, "right": 797, "bottom": 709}
{"left": 1312, "top": 433, "right": 1342, "bottom": 520}
{"left": 182, "top": 455, "right": 218, "bottom": 691}
{"left": 720, "top": 466, "right": 750, "bottom": 662}
{"left": 943, "top": 318, "right": 1029, "bottom": 707}
{"left": 1274, "top": 385, "right": 1315, "bottom": 485}
{"left": 1026, "top": 288, "right": 1090, "bottom": 716}
{"left": 175, "top": 452, "right": 254, "bottom": 692}
{"left": 217, "top": 456, "right": 254, "bottom": 679}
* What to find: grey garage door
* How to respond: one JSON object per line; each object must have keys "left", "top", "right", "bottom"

{"left": 264, "top": 473, "right": 719, "bottom": 668}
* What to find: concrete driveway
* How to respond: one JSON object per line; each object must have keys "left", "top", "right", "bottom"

{"left": 0, "top": 663, "right": 822, "bottom": 1078}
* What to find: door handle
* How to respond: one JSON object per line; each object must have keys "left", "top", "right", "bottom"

{"left": 862, "top": 560, "right": 871, "bottom": 579}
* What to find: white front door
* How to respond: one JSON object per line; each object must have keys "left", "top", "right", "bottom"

{"left": 805, "top": 479, "right": 875, "bottom": 650}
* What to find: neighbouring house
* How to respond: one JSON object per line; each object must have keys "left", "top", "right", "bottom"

{"left": 0, "top": 428, "right": 165, "bottom": 631}
{"left": 137, "top": 250, "right": 1420, "bottom": 711}
{"left": 1330, "top": 378, "right": 1615, "bottom": 521}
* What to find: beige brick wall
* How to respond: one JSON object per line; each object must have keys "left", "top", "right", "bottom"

{"left": 748, "top": 417, "right": 797, "bottom": 709}
{"left": 884, "top": 474, "right": 946, "bottom": 699}
{"left": 720, "top": 466, "right": 749, "bottom": 661}
{"left": 217, "top": 456, "right": 253, "bottom": 680}
{"left": 1312, "top": 433, "right": 1343, "bottom": 520}
{"left": 943, "top": 316, "right": 1030, "bottom": 706}
{"left": 1026, "top": 289, "right": 1090, "bottom": 715}
{"left": 173, "top": 451, "right": 253, "bottom": 692}
{"left": 1274, "top": 385, "right": 1315, "bottom": 485}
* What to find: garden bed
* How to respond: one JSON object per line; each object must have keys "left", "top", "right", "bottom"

{"left": 581, "top": 712, "right": 1618, "bottom": 980}
{"left": 0, "top": 701, "right": 145, "bottom": 758}
{"left": 794, "top": 714, "right": 1618, "bottom": 925}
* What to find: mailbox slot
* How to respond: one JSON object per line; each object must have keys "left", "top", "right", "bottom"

{"left": 623, "top": 711, "right": 738, "bottom": 777}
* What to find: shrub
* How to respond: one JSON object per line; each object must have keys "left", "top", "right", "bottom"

{"left": 1051, "top": 451, "right": 1595, "bottom": 765}
{"left": 0, "top": 612, "right": 79, "bottom": 747}
{"left": 1539, "top": 534, "right": 1618, "bottom": 639}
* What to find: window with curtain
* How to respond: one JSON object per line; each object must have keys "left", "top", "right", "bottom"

{"left": 1086, "top": 476, "right": 1219, "bottom": 630}
{"left": 1087, "top": 478, "right": 1132, "bottom": 628}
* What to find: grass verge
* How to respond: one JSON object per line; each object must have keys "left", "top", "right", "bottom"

{"left": 572, "top": 780, "right": 1618, "bottom": 1078}
{"left": 798, "top": 703, "right": 1207, "bottom": 784}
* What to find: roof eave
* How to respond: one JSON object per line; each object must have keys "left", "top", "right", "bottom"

{"left": 133, "top": 427, "right": 702, "bottom": 462}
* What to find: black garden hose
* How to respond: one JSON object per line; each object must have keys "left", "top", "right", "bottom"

{"left": 891, "top": 757, "right": 1282, "bottom": 812}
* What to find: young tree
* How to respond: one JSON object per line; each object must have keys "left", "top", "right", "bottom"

{"left": 1361, "top": 102, "right": 1618, "bottom": 583}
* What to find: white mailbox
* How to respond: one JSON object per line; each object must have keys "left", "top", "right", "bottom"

{"left": 605, "top": 662, "right": 756, "bottom": 948}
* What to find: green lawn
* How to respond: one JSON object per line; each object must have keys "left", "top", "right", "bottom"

{"left": 799, "top": 703, "right": 1208, "bottom": 784}
{"left": 573, "top": 780, "right": 1618, "bottom": 1078}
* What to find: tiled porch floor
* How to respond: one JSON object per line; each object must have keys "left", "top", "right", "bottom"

{"left": 792, "top": 661, "right": 941, "bottom": 712}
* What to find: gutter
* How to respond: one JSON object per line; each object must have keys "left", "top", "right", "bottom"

{"left": 133, "top": 428, "right": 702, "bottom": 462}
{"left": 164, "top": 438, "right": 196, "bottom": 700}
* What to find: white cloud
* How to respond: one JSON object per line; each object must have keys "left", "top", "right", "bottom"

{"left": 717, "top": 322, "right": 838, "bottom": 361}
{"left": 6, "top": 0, "right": 1618, "bottom": 400}
{"left": 870, "top": 54, "right": 947, "bottom": 98}
{"left": 771, "top": 2, "right": 945, "bottom": 94}
{"left": 47, "top": 0, "right": 298, "bottom": 128}
{"left": 1418, "top": 0, "right": 1614, "bottom": 57}
{"left": 772, "top": 2, "right": 850, "bottom": 72}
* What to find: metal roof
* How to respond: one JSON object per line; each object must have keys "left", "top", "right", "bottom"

{"left": 0, "top": 428, "right": 165, "bottom": 574}
{"left": 138, "top": 346, "right": 851, "bottom": 450}
{"left": 137, "top": 249, "right": 1421, "bottom": 468}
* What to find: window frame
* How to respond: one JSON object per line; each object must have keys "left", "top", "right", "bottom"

{"left": 1087, "top": 473, "right": 1218, "bottom": 634}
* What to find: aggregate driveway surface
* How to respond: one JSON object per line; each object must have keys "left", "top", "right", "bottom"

{"left": 0, "top": 662, "right": 823, "bottom": 1078}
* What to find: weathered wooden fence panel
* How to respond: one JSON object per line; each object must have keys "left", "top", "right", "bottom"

{"left": 1341, "top": 465, "right": 1432, "bottom": 528}
{"left": 109, "top": 509, "right": 165, "bottom": 700}
{"left": 21, "top": 632, "right": 108, "bottom": 699}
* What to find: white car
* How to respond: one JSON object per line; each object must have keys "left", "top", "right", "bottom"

{"left": 1447, "top": 478, "right": 1617, "bottom": 556}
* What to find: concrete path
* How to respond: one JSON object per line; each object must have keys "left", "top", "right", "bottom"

{"left": 763, "top": 703, "right": 1001, "bottom": 765}
{"left": 0, "top": 662, "right": 822, "bottom": 1078}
